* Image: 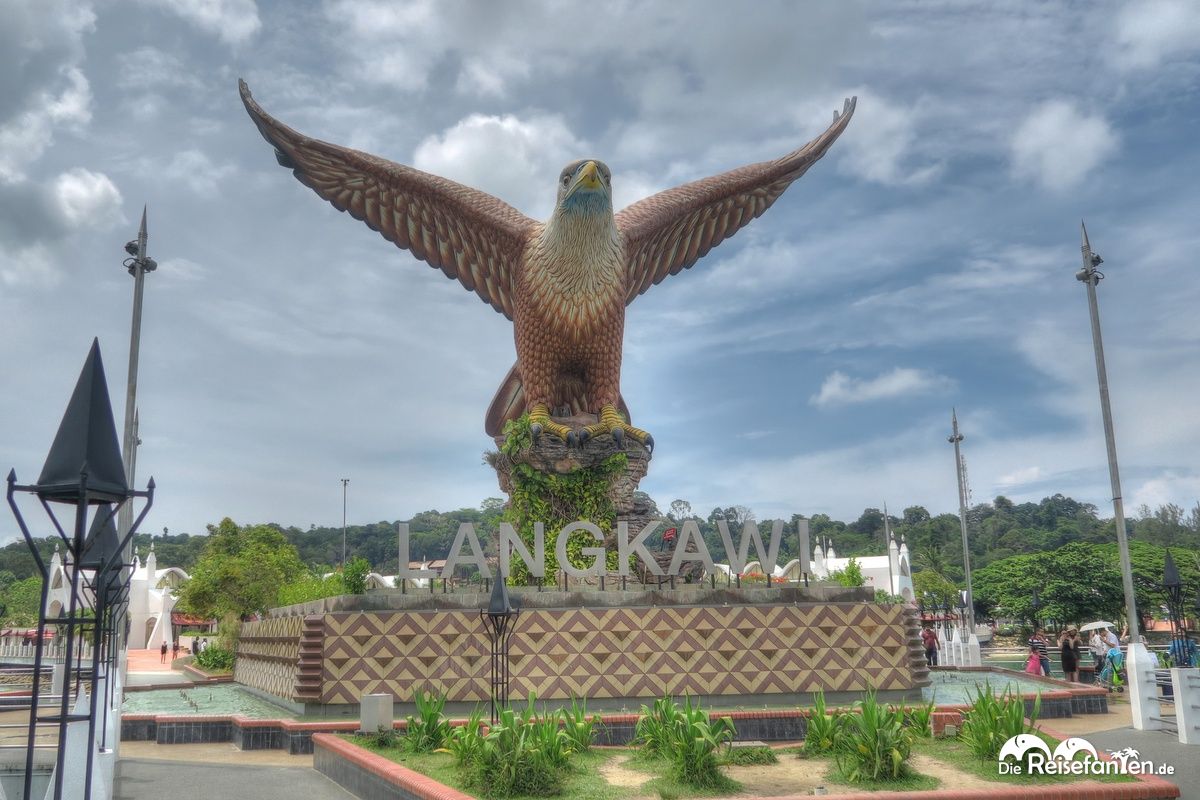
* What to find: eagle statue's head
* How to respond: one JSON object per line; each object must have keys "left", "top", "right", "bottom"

{"left": 555, "top": 159, "right": 612, "bottom": 217}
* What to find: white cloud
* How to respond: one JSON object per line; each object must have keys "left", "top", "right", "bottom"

{"left": 53, "top": 168, "right": 124, "bottom": 227}
{"left": 136, "top": 0, "right": 261, "bottom": 46}
{"left": 158, "top": 257, "right": 207, "bottom": 282}
{"left": 997, "top": 466, "right": 1044, "bottom": 487}
{"left": 0, "top": 67, "right": 92, "bottom": 182}
{"left": 810, "top": 368, "right": 955, "bottom": 408}
{"left": 835, "top": 91, "right": 943, "bottom": 186}
{"left": 155, "top": 150, "right": 237, "bottom": 198}
{"left": 1112, "top": 0, "right": 1200, "bottom": 71}
{"left": 1010, "top": 101, "right": 1118, "bottom": 191}
{"left": 0, "top": 242, "right": 60, "bottom": 288}
{"left": 1130, "top": 472, "right": 1200, "bottom": 511}
{"left": 413, "top": 113, "right": 587, "bottom": 218}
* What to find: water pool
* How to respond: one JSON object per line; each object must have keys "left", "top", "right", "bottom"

{"left": 122, "top": 684, "right": 298, "bottom": 718}
{"left": 920, "top": 669, "right": 1054, "bottom": 704}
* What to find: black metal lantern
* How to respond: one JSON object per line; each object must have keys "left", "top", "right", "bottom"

{"left": 479, "top": 562, "right": 519, "bottom": 723}
{"left": 6, "top": 342, "right": 153, "bottom": 800}
{"left": 1163, "top": 550, "right": 1193, "bottom": 666}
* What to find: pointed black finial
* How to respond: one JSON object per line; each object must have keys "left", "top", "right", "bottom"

{"left": 487, "top": 561, "right": 511, "bottom": 616}
{"left": 6, "top": 468, "right": 14, "bottom": 484}
{"left": 80, "top": 504, "right": 120, "bottom": 569}
{"left": 139, "top": 205, "right": 148, "bottom": 238}
{"left": 1164, "top": 549, "right": 1181, "bottom": 590}
{"left": 1081, "top": 219, "right": 1091, "bottom": 251}
{"left": 35, "top": 340, "right": 128, "bottom": 504}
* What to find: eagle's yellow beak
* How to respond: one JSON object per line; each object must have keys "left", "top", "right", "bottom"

{"left": 570, "top": 161, "right": 603, "bottom": 193}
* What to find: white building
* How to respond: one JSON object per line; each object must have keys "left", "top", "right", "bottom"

{"left": 43, "top": 543, "right": 190, "bottom": 649}
{"left": 746, "top": 535, "right": 914, "bottom": 600}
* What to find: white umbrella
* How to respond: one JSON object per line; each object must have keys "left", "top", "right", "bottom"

{"left": 1079, "top": 621, "right": 1115, "bottom": 632}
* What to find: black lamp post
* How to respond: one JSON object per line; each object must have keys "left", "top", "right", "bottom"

{"left": 958, "top": 589, "right": 969, "bottom": 638}
{"left": 1163, "top": 550, "right": 1192, "bottom": 666}
{"left": 6, "top": 341, "right": 153, "bottom": 800}
{"left": 480, "top": 563, "right": 519, "bottom": 723}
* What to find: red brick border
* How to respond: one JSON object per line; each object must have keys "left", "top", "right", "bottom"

{"left": 314, "top": 733, "right": 473, "bottom": 800}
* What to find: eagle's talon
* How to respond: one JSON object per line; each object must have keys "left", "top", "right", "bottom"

{"left": 578, "top": 429, "right": 590, "bottom": 444}
{"left": 644, "top": 433, "right": 654, "bottom": 453}
{"left": 530, "top": 422, "right": 543, "bottom": 438}
{"left": 612, "top": 427, "right": 624, "bottom": 447}
{"left": 566, "top": 431, "right": 578, "bottom": 447}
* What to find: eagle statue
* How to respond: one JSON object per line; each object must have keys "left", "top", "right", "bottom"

{"left": 240, "top": 81, "right": 855, "bottom": 450}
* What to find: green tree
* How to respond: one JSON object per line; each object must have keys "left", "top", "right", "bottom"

{"left": 174, "top": 518, "right": 306, "bottom": 619}
{"left": 912, "top": 569, "right": 958, "bottom": 610}
{"left": 343, "top": 556, "right": 370, "bottom": 595}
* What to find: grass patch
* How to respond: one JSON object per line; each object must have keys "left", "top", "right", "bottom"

{"left": 346, "top": 737, "right": 627, "bottom": 800}
{"left": 914, "top": 735, "right": 1135, "bottom": 785}
{"left": 720, "top": 746, "right": 778, "bottom": 766}
{"left": 623, "top": 753, "right": 741, "bottom": 798}
{"left": 826, "top": 765, "right": 939, "bottom": 791}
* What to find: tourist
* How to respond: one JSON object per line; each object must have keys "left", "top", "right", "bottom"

{"left": 921, "top": 624, "right": 939, "bottom": 667}
{"left": 1029, "top": 628, "right": 1051, "bottom": 677}
{"left": 159, "top": 641, "right": 167, "bottom": 664}
{"left": 171, "top": 639, "right": 180, "bottom": 660}
{"left": 1024, "top": 645, "right": 1043, "bottom": 676}
{"left": 1103, "top": 626, "right": 1120, "bottom": 651}
{"left": 1060, "top": 628, "right": 1081, "bottom": 683}
{"left": 1089, "top": 630, "right": 1107, "bottom": 669}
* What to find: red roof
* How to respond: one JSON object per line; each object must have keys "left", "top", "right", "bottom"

{"left": 170, "top": 612, "right": 213, "bottom": 626}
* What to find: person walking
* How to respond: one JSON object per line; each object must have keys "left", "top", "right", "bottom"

{"left": 1029, "top": 628, "right": 1051, "bottom": 678}
{"left": 159, "top": 641, "right": 167, "bottom": 664}
{"left": 171, "top": 639, "right": 179, "bottom": 660}
{"left": 921, "top": 624, "right": 940, "bottom": 667}
{"left": 1060, "top": 628, "right": 1081, "bottom": 683}
{"left": 1089, "top": 630, "right": 1107, "bottom": 670}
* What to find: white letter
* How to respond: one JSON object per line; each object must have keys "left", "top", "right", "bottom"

{"left": 397, "top": 523, "right": 435, "bottom": 578}
{"left": 499, "top": 522, "right": 544, "bottom": 578}
{"left": 668, "top": 520, "right": 714, "bottom": 576}
{"left": 441, "top": 522, "right": 489, "bottom": 577}
{"left": 555, "top": 521, "right": 606, "bottom": 578}
{"left": 618, "top": 520, "right": 664, "bottom": 576}
{"left": 716, "top": 519, "right": 783, "bottom": 575}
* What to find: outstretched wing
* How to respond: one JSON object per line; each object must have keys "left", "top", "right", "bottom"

{"left": 239, "top": 80, "right": 537, "bottom": 319}
{"left": 617, "top": 97, "right": 856, "bottom": 304}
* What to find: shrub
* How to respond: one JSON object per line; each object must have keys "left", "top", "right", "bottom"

{"left": 834, "top": 688, "right": 912, "bottom": 783}
{"left": 471, "top": 697, "right": 563, "bottom": 798}
{"left": 403, "top": 689, "right": 451, "bottom": 753}
{"left": 903, "top": 699, "right": 935, "bottom": 738}
{"left": 445, "top": 709, "right": 485, "bottom": 768}
{"left": 367, "top": 725, "right": 399, "bottom": 748}
{"left": 562, "top": 697, "right": 597, "bottom": 754}
{"left": 194, "top": 646, "right": 234, "bottom": 672}
{"left": 635, "top": 695, "right": 684, "bottom": 758}
{"left": 827, "top": 557, "right": 864, "bottom": 587}
{"left": 276, "top": 572, "right": 344, "bottom": 606}
{"left": 959, "top": 683, "right": 1040, "bottom": 763}
{"left": 803, "top": 690, "right": 843, "bottom": 755}
{"left": 665, "top": 696, "right": 736, "bottom": 789}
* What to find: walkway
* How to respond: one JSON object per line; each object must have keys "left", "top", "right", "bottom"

{"left": 124, "top": 649, "right": 193, "bottom": 688}
{"left": 114, "top": 757, "right": 355, "bottom": 800}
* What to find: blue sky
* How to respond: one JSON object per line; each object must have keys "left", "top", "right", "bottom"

{"left": 1, "top": 0, "right": 1199, "bottom": 539}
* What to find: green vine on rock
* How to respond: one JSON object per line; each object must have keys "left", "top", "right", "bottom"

{"left": 499, "top": 414, "right": 627, "bottom": 584}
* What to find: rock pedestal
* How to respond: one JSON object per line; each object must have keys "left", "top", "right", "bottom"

{"left": 487, "top": 412, "right": 654, "bottom": 580}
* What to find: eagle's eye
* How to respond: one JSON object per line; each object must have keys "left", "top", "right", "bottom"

{"left": 561, "top": 173, "right": 570, "bottom": 185}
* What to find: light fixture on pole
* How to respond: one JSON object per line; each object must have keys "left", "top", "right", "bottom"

{"left": 341, "top": 477, "right": 350, "bottom": 569}
{"left": 480, "top": 562, "right": 519, "bottom": 723}
{"left": 118, "top": 208, "right": 157, "bottom": 565}
{"left": 948, "top": 410, "right": 975, "bottom": 633}
{"left": 1076, "top": 223, "right": 1140, "bottom": 643}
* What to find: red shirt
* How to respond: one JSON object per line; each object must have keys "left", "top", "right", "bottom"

{"left": 921, "top": 629, "right": 938, "bottom": 649}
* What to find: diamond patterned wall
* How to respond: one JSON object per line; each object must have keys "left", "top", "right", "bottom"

{"left": 235, "top": 615, "right": 304, "bottom": 700}
{"left": 313, "top": 602, "right": 921, "bottom": 704}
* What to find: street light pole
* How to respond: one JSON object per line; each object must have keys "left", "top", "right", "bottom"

{"left": 341, "top": 478, "right": 350, "bottom": 568}
{"left": 948, "top": 409, "right": 975, "bottom": 632}
{"left": 118, "top": 208, "right": 156, "bottom": 558}
{"left": 1077, "top": 222, "right": 1139, "bottom": 643}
